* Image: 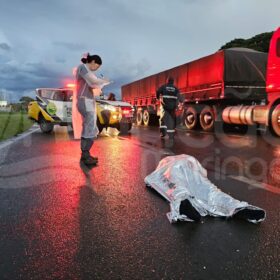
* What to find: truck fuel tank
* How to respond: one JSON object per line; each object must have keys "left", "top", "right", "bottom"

{"left": 222, "top": 105, "right": 269, "bottom": 125}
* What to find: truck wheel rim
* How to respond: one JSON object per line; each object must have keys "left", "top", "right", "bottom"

{"left": 136, "top": 112, "right": 143, "bottom": 125}
{"left": 186, "top": 114, "right": 194, "bottom": 124}
{"left": 203, "top": 113, "right": 213, "bottom": 125}
{"left": 137, "top": 112, "right": 142, "bottom": 123}
{"left": 272, "top": 105, "right": 280, "bottom": 136}
{"left": 143, "top": 111, "right": 149, "bottom": 123}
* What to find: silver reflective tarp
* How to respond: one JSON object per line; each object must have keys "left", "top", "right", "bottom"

{"left": 145, "top": 155, "right": 265, "bottom": 224}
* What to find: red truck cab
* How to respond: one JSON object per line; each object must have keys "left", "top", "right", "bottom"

{"left": 266, "top": 27, "right": 280, "bottom": 135}
{"left": 267, "top": 27, "right": 280, "bottom": 101}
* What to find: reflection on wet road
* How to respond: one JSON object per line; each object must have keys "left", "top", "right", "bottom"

{"left": 0, "top": 126, "right": 279, "bottom": 279}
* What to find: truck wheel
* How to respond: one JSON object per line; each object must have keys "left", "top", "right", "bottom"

{"left": 200, "top": 106, "right": 215, "bottom": 131}
{"left": 117, "top": 122, "right": 132, "bottom": 134}
{"left": 143, "top": 110, "right": 150, "bottom": 126}
{"left": 136, "top": 110, "right": 143, "bottom": 126}
{"left": 39, "top": 116, "right": 54, "bottom": 133}
{"left": 271, "top": 104, "right": 280, "bottom": 136}
{"left": 184, "top": 106, "right": 198, "bottom": 130}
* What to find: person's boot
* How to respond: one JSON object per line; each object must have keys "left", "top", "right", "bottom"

{"left": 81, "top": 151, "right": 98, "bottom": 165}
{"left": 166, "top": 133, "right": 174, "bottom": 148}
{"left": 81, "top": 138, "right": 98, "bottom": 164}
{"left": 179, "top": 199, "right": 201, "bottom": 222}
{"left": 168, "top": 133, "right": 174, "bottom": 141}
{"left": 81, "top": 137, "right": 98, "bottom": 161}
{"left": 233, "top": 208, "right": 265, "bottom": 222}
{"left": 160, "top": 128, "right": 167, "bottom": 138}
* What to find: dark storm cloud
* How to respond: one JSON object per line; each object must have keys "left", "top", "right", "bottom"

{"left": 0, "top": 61, "right": 66, "bottom": 95}
{"left": 25, "top": 63, "right": 63, "bottom": 79}
{"left": 0, "top": 43, "right": 11, "bottom": 51}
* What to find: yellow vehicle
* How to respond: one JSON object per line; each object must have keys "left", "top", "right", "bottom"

{"left": 28, "top": 88, "right": 134, "bottom": 133}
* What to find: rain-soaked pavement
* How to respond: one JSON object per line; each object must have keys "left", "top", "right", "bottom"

{"left": 0, "top": 125, "right": 279, "bottom": 280}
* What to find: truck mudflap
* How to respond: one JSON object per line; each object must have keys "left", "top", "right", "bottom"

{"left": 145, "top": 155, "right": 266, "bottom": 224}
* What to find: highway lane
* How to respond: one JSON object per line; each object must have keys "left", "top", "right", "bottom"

{"left": 0, "top": 125, "right": 279, "bottom": 279}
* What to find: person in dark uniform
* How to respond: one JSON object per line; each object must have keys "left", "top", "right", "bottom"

{"left": 156, "top": 77, "right": 182, "bottom": 139}
{"left": 107, "top": 92, "right": 116, "bottom": 101}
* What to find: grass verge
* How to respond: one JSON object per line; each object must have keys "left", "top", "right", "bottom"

{"left": 0, "top": 111, "right": 34, "bottom": 141}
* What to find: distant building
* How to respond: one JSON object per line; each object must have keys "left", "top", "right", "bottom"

{"left": 0, "top": 100, "right": 8, "bottom": 107}
{"left": 0, "top": 100, "right": 11, "bottom": 112}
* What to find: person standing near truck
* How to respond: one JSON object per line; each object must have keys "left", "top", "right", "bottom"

{"left": 156, "top": 77, "right": 182, "bottom": 139}
{"left": 75, "top": 53, "right": 109, "bottom": 165}
{"left": 107, "top": 92, "right": 116, "bottom": 101}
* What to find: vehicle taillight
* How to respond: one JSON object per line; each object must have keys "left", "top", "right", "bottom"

{"left": 66, "top": 83, "right": 76, "bottom": 88}
{"left": 122, "top": 107, "right": 132, "bottom": 115}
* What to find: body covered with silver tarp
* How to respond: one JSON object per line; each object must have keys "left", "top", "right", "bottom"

{"left": 145, "top": 155, "right": 265, "bottom": 224}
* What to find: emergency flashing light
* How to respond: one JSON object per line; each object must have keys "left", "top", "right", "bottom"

{"left": 66, "top": 83, "right": 76, "bottom": 88}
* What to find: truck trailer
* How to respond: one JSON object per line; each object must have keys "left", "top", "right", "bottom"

{"left": 121, "top": 27, "right": 280, "bottom": 136}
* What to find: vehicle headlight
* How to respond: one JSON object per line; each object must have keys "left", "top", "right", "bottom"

{"left": 103, "top": 104, "right": 117, "bottom": 112}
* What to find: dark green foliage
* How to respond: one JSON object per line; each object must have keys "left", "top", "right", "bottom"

{"left": 19, "top": 96, "right": 34, "bottom": 103}
{"left": 220, "top": 32, "right": 273, "bottom": 52}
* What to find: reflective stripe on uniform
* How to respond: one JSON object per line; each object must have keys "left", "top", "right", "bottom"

{"left": 167, "top": 129, "right": 175, "bottom": 133}
{"left": 162, "top": 95, "right": 178, "bottom": 99}
{"left": 160, "top": 126, "right": 167, "bottom": 128}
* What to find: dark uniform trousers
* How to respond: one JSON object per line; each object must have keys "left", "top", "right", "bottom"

{"left": 159, "top": 106, "right": 176, "bottom": 138}
{"left": 157, "top": 84, "right": 180, "bottom": 138}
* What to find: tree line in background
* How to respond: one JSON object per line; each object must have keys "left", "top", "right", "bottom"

{"left": 2, "top": 96, "right": 35, "bottom": 112}
{"left": 220, "top": 31, "right": 273, "bottom": 52}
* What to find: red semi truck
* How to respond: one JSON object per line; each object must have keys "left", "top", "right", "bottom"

{"left": 121, "top": 27, "right": 280, "bottom": 136}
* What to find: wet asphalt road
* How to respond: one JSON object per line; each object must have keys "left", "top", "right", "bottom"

{"left": 0, "top": 125, "right": 279, "bottom": 280}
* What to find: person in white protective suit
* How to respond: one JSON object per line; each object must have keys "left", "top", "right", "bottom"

{"left": 145, "top": 155, "right": 266, "bottom": 224}
{"left": 72, "top": 53, "right": 110, "bottom": 165}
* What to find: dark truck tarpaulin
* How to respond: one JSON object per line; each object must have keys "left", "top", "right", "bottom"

{"left": 223, "top": 48, "right": 267, "bottom": 101}
{"left": 145, "top": 155, "right": 266, "bottom": 224}
{"left": 122, "top": 48, "right": 268, "bottom": 103}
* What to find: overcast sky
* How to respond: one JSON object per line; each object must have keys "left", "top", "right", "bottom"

{"left": 0, "top": 0, "right": 279, "bottom": 101}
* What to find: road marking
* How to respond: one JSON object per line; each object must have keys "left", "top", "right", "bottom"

{"left": 0, "top": 126, "right": 40, "bottom": 151}
{"left": 229, "top": 175, "right": 280, "bottom": 195}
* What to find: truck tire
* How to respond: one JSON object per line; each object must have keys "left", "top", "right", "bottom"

{"left": 271, "top": 104, "right": 280, "bottom": 136}
{"left": 184, "top": 106, "right": 198, "bottom": 130}
{"left": 143, "top": 110, "right": 150, "bottom": 126}
{"left": 117, "top": 122, "right": 132, "bottom": 134}
{"left": 39, "top": 116, "right": 54, "bottom": 133}
{"left": 136, "top": 110, "right": 143, "bottom": 126}
{"left": 200, "top": 106, "right": 215, "bottom": 131}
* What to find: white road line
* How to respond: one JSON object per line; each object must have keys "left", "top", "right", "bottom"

{"left": 229, "top": 175, "right": 280, "bottom": 195}
{"left": 0, "top": 126, "right": 40, "bottom": 150}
